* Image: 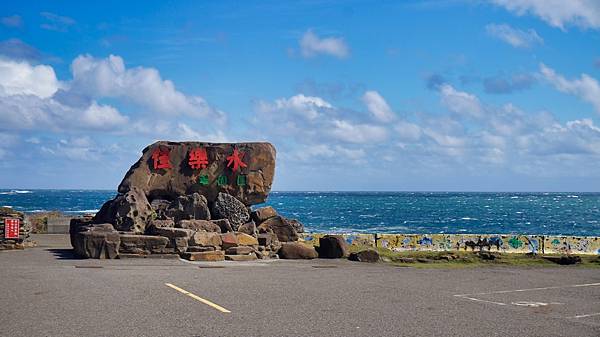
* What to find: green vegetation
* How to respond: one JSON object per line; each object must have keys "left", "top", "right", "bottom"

{"left": 347, "top": 245, "right": 600, "bottom": 269}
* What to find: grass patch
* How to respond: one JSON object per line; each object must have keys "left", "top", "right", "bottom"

{"left": 347, "top": 245, "right": 600, "bottom": 269}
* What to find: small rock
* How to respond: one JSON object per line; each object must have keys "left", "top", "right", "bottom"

{"left": 318, "top": 235, "right": 348, "bottom": 258}
{"left": 348, "top": 250, "right": 380, "bottom": 263}
{"left": 147, "top": 226, "right": 194, "bottom": 238}
{"left": 221, "top": 232, "right": 239, "bottom": 249}
{"left": 251, "top": 206, "right": 278, "bottom": 223}
{"left": 186, "top": 246, "right": 216, "bottom": 252}
{"left": 225, "top": 254, "right": 257, "bottom": 261}
{"left": 478, "top": 252, "right": 498, "bottom": 261}
{"left": 416, "top": 258, "right": 433, "bottom": 263}
{"left": 181, "top": 251, "right": 225, "bottom": 261}
{"left": 278, "top": 242, "right": 318, "bottom": 259}
{"left": 236, "top": 232, "right": 258, "bottom": 246}
{"left": 190, "top": 231, "right": 222, "bottom": 247}
{"left": 543, "top": 255, "right": 582, "bottom": 265}
{"left": 225, "top": 246, "right": 255, "bottom": 255}
{"left": 238, "top": 221, "right": 257, "bottom": 236}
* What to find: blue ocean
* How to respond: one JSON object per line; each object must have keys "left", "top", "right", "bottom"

{"left": 1, "top": 190, "right": 599, "bottom": 236}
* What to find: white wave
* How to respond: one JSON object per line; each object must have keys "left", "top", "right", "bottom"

{"left": 461, "top": 217, "right": 476, "bottom": 220}
{"left": 0, "top": 190, "right": 33, "bottom": 195}
{"left": 65, "top": 209, "right": 100, "bottom": 213}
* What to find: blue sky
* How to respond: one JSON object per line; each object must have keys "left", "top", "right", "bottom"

{"left": 0, "top": 0, "right": 600, "bottom": 191}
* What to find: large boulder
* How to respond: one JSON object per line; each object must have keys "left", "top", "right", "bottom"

{"left": 257, "top": 216, "right": 298, "bottom": 242}
{"left": 72, "top": 224, "right": 120, "bottom": 259}
{"left": 166, "top": 193, "right": 211, "bottom": 222}
{"left": 278, "top": 242, "right": 318, "bottom": 259}
{"left": 211, "top": 193, "right": 250, "bottom": 231}
{"left": 318, "top": 235, "right": 348, "bottom": 258}
{"left": 93, "top": 187, "right": 153, "bottom": 234}
{"left": 117, "top": 141, "right": 276, "bottom": 206}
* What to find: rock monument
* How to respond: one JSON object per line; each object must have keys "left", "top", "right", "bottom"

{"left": 71, "top": 141, "right": 315, "bottom": 261}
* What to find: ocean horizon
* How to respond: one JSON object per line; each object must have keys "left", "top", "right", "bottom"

{"left": 1, "top": 189, "right": 598, "bottom": 236}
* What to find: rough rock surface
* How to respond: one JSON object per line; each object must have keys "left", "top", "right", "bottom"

{"left": 318, "top": 235, "right": 348, "bottom": 258}
{"left": 221, "top": 232, "right": 239, "bottom": 249}
{"left": 119, "top": 234, "right": 169, "bottom": 255}
{"left": 212, "top": 193, "right": 250, "bottom": 230}
{"left": 166, "top": 193, "right": 211, "bottom": 222}
{"left": 236, "top": 233, "right": 258, "bottom": 246}
{"left": 178, "top": 220, "right": 221, "bottom": 233}
{"left": 181, "top": 251, "right": 225, "bottom": 261}
{"left": 117, "top": 141, "right": 276, "bottom": 205}
{"left": 190, "top": 231, "right": 222, "bottom": 247}
{"left": 257, "top": 216, "right": 298, "bottom": 242}
{"left": 212, "top": 219, "right": 233, "bottom": 233}
{"left": 278, "top": 242, "right": 318, "bottom": 259}
{"left": 93, "top": 187, "right": 153, "bottom": 234}
{"left": 285, "top": 218, "right": 305, "bottom": 233}
{"left": 251, "top": 206, "right": 277, "bottom": 224}
{"left": 348, "top": 250, "right": 380, "bottom": 263}
{"left": 72, "top": 224, "right": 120, "bottom": 259}
{"left": 238, "top": 221, "right": 257, "bottom": 236}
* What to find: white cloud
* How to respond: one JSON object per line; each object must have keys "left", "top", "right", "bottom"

{"left": 0, "top": 58, "right": 60, "bottom": 98}
{"left": 299, "top": 30, "right": 349, "bottom": 59}
{"left": 394, "top": 120, "right": 422, "bottom": 142}
{"left": 80, "top": 102, "right": 129, "bottom": 129}
{"left": 492, "top": 0, "right": 600, "bottom": 30}
{"left": 175, "top": 123, "right": 229, "bottom": 143}
{"left": 361, "top": 90, "right": 395, "bottom": 122}
{"left": 329, "top": 119, "right": 388, "bottom": 144}
{"left": 257, "top": 94, "right": 333, "bottom": 120}
{"left": 70, "top": 54, "right": 225, "bottom": 121}
{"left": 439, "top": 84, "right": 483, "bottom": 119}
{"left": 485, "top": 23, "right": 543, "bottom": 48}
{"left": 539, "top": 63, "right": 600, "bottom": 114}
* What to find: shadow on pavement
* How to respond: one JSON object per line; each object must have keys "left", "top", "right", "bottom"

{"left": 46, "top": 248, "right": 84, "bottom": 260}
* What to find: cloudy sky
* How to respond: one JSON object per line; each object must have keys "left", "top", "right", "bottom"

{"left": 0, "top": 0, "right": 600, "bottom": 191}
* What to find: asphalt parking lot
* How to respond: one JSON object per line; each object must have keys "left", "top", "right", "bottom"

{"left": 1, "top": 234, "right": 599, "bottom": 337}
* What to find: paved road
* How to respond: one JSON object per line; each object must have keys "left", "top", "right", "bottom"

{"left": 1, "top": 234, "right": 599, "bottom": 337}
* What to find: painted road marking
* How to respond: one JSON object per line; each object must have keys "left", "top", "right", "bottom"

{"left": 455, "top": 282, "right": 600, "bottom": 297}
{"left": 165, "top": 283, "right": 231, "bottom": 313}
{"left": 568, "top": 312, "right": 600, "bottom": 319}
{"left": 454, "top": 282, "right": 600, "bottom": 307}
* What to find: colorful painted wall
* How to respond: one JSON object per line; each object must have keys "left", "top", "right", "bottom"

{"left": 300, "top": 233, "right": 600, "bottom": 255}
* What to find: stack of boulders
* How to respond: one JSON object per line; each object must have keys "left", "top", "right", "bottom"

{"left": 70, "top": 141, "right": 319, "bottom": 261}
{"left": 0, "top": 207, "right": 35, "bottom": 250}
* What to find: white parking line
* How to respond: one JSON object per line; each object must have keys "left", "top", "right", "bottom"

{"left": 454, "top": 282, "right": 600, "bottom": 297}
{"left": 454, "top": 282, "right": 600, "bottom": 308}
{"left": 568, "top": 312, "right": 600, "bottom": 319}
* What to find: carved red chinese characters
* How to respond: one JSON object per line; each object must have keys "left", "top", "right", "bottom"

{"left": 188, "top": 147, "right": 209, "bottom": 169}
{"left": 151, "top": 147, "right": 172, "bottom": 169}
{"left": 226, "top": 147, "right": 247, "bottom": 172}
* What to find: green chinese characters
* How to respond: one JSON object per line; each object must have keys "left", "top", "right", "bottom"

{"left": 198, "top": 174, "right": 247, "bottom": 187}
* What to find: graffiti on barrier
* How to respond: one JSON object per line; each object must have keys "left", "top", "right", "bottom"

{"left": 299, "top": 233, "right": 600, "bottom": 255}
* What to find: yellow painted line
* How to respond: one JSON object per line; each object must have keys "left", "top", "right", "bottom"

{"left": 165, "top": 283, "right": 231, "bottom": 313}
